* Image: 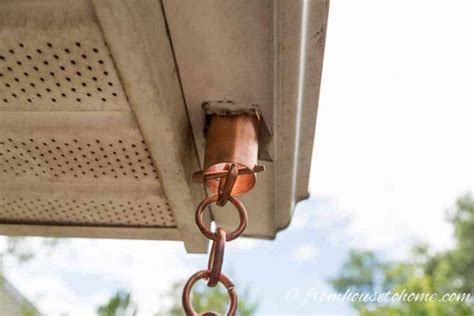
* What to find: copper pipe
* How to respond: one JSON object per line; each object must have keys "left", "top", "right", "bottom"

{"left": 203, "top": 114, "right": 259, "bottom": 195}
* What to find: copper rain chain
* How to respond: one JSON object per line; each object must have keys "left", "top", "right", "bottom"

{"left": 181, "top": 113, "right": 264, "bottom": 316}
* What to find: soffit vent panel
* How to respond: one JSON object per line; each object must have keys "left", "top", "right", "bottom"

{"left": 0, "top": 0, "right": 195, "bottom": 248}
{"left": 0, "top": 0, "right": 328, "bottom": 253}
{"left": 0, "top": 38, "right": 126, "bottom": 111}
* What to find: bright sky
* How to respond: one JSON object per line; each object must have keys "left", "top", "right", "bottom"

{"left": 2, "top": 0, "right": 472, "bottom": 315}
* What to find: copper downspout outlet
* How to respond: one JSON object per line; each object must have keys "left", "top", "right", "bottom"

{"left": 199, "top": 114, "right": 261, "bottom": 196}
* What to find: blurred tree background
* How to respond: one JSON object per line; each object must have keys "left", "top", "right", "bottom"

{"left": 331, "top": 194, "right": 474, "bottom": 315}
{"left": 97, "top": 278, "right": 259, "bottom": 316}
{"left": 97, "top": 291, "right": 137, "bottom": 316}
{"left": 2, "top": 194, "right": 472, "bottom": 315}
{"left": 155, "top": 279, "right": 258, "bottom": 316}
{"left": 0, "top": 235, "right": 259, "bottom": 316}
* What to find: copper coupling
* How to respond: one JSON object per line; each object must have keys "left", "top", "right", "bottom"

{"left": 193, "top": 113, "right": 264, "bottom": 197}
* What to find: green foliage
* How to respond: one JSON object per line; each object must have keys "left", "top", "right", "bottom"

{"left": 156, "top": 279, "right": 259, "bottom": 316}
{"left": 97, "top": 291, "right": 137, "bottom": 316}
{"left": 331, "top": 250, "right": 387, "bottom": 293}
{"left": 20, "top": 305, "right": 39, "bottom": 316}
{"left": 330, "top": 194, "right": 474, "bottom": 315}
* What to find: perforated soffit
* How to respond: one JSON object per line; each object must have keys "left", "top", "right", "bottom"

{"left": 0, "top": 0, "right": 177, "bottom": 234}
{"left": 0, "top": 0, "right": 328, "bottom": 253}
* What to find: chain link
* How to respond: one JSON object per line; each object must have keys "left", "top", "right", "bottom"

{"left": 207, "top": 227, "right": 226, "bottom": 287}
{"left": 217, "top": 163, "right": 239, "bottom": 206}
{"left": 182, "top": 163, "right": 257, "bottom": 316}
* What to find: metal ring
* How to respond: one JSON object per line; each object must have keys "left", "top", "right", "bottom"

{"left": 207, "top": 227, "right": 226, "bottom": 287}
{"left": 195, "top": 195, "right": 247, "bottom": 241}
{"left": 182, "top": 270, "right": 237, "bottom": 316}
{"left": 217, "top": 163, "right": 239, "bottom": 206}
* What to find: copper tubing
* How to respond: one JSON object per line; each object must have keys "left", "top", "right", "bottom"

{"left": 203, "top": 114, "right": 259, "bottom": 195}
